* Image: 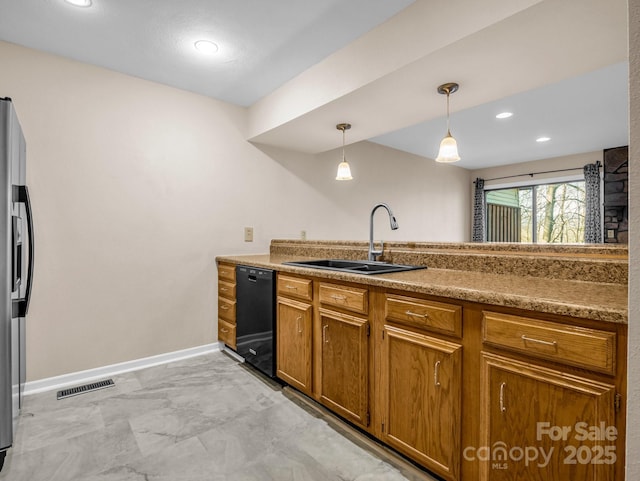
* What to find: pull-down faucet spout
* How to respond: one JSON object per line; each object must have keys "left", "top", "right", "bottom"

{"left": 368, "top": 203, "right": 399, "bottom": 261}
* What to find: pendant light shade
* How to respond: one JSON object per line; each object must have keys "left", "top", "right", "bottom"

{"left": 436, "top": 132, "right": 460, "bottom": 163}
{"left": 335, "top": 123, "right": 353, "bottom": 180}
{"left": 336, "top": 159, "right": 352, "bottom": 180}
{"left": 435, "top": 83, "right": 461, "bottom": 163}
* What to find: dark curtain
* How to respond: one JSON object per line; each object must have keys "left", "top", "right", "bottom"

{"left": 472, "top": 178, "right": 485, "bottom": 242}
{"left": 583, "top": 163, "right": 602, "bottom": 243}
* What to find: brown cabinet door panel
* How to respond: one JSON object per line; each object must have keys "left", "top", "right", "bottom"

{"left": 382, "top": 325, "right": 462, "bottom": 481}
{"left": 480, "top": 353, "right": 616, "bottom": 481}
{"left": 276, "top": 297, "right": 313, "bottom": 395}
{"left": 319, "top": 308, "right": 369, "bottom": 427}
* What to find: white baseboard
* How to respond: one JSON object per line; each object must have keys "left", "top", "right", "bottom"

{"left": 24, "top": 343, "right": 222, "bottom": 396}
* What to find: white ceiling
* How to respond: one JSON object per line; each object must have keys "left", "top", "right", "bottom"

{"left": 0, "top": 0, "right": 413, "bottom": 106}
{"left": 0, "top": 0, "right": 629, "bottom": 170}
{"left": 371, "top": 62, "right": 629, "bottom": 169}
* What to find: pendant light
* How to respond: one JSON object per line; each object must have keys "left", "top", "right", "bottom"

{"left": 335, "top": 123, "right": 353, "bottom": 180}
{"left": 435, "top": 82, "right": 461, "bottom": 163}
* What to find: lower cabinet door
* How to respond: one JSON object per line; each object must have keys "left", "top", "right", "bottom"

{"left": 319, "top": 308, "right": 370, "bottom": 427}
{"left": 276, "top": 297, "right": 313, "bottom": 395}
{"left": 381, "top": 325, "right": 462, "bottom": 481}
{"left": 479, "top": 352, "right": 616, "bottom": 481}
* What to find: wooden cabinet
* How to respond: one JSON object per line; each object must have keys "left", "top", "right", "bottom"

{"left": 318, "top": 307, "right": 370, "bottom": 427}
{"left": 482, "top": 311, "right": 616, "bottom": 374}
{"left": 276, "top": 296, "right": 313, "bottom": 395}
{"left": 275, "top": 276, "right": 372, "bottom": 428}
{"left": 381, "top": 312, "right": 462, "bottom": 480}
{"left": 277, "top": 274, "right": 313, "bottom": 301}
{"left": 319, "top": 282, "right": 368, "bottom": 315}
{"left": 218, "top": 319, "right": 236, "bottom": 347}
{"left": 479, "top": 310, "right": 622, "bottom": 481}
{"left": 225, "top": 260, "right": 627, "bottom": 481}
{"left": 480, "top": 352, "right": 616, "bottom": 481}
{"left": 217, "top": 262, "right": 236, "bottom": 350}
{"left": 385, "top": 294, "right": 462, "bottom": 338}
{"left": 317, "top": 281, "right": 371, "bottom": 428}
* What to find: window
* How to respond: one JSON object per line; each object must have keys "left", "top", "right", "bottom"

{"left": 485, "top": 181, "right": 586, "bottom": 243}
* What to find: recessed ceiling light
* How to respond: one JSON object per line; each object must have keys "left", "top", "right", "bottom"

{"left": 536, "top": 136, "right": 551, "bottom": 143}
{"left": 64, "top": 0, "right": 92, "bottom": 7}
{"left": 496, "top": 112, "right": 513, "bottom": 119}
{"left": 194, "top": 40, "right": 219, "bottom": 55}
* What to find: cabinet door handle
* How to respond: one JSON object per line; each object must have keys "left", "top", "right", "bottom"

{"left": 521, "top": 334, "right": 557, "bottom": 348}
{"left": 285, "top": 285, "right": 298, "bottom": 290}
{"left": 220, "top": 328, "right": 229, "bottom": 333}
{"left": 323, "top": 324, "right": 329, "bottom": 343}
{"left": 296, "top": 316, "right": 303, "bottom": 333}
{"left": 499, "top": 382, "right": 507, "bottom": 413}
{"left": 434, "top": 360, "right": 441, "bottom": 387}
{"left": 405, "top": 310, "right": 428, "bottom": 319}
{"left": 330, "top": 294, "right": 347, "bottom": 301}
{"left": 220, "top": 305, "right": 229, "bottom": 310}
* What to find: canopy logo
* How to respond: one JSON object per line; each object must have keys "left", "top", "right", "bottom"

{"left": 463, "top": 442, "right": 554, "bottom": 469}
{"left": 464, "top": 422, "right": 618, "bottom": 470}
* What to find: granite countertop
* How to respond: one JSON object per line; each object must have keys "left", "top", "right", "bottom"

{"left": 216, "top": 253, "right": 628, "bottom": 325}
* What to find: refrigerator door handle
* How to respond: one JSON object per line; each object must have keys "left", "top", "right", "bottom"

{"left": 11, "top": 215, "right": 21, "bottom": 292}
{"left": 12, "top": 185, "right": 33, "bottom": 318}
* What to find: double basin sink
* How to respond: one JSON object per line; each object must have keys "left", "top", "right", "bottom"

{"left": 282, "top": 259, "right": 426, "bottom": 275}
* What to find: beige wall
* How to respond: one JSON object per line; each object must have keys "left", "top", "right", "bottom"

{"left": 259, "top": 140, "right": 471, "bottom": 243}
{"left": 627, "top": 0, "right": 639, "bottom": 478}
{"left": 0, "top": 41, "right": 470, "bottom": 381}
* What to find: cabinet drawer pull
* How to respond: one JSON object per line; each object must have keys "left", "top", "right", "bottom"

{"left": 296, "top": 316, "right": 303, "bottom": 333}
{"left": 285, "top": 285, "right": 298, "bottom": 290}
{"left": 220, "top": 287, "right": 228, "bottom": 292}
{"left": 405, "top": 310, "right": 428, "bottom": 319}
{"left": 521, "top": 334, "right": 557, "bottom": 348}
{"left": 499, "top": 382, "right": 507, "bottom": 413}
{"left": 323, "top": 324, "right": 329, "bottom": 343}
{"left": 434, "top": 360, "right": 441, "bottom": 387}
{"left": 330, "top": 294, "right": 347, "bottom": 301}
{"left": 220, "top": 328, "right": 229, "bottom": 333}
{"left": 220, "top": 305, "right": 229, "bottom": 310}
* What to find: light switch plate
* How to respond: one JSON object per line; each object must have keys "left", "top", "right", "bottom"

{"left": 244, "top": 227, "right": 254, "bottom": 242}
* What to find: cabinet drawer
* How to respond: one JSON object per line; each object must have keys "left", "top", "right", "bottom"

{"left": 385, "top": 294, "right": 462, "bottom": 337}
{"left": 218, "top": 297, "right": 236, "bottom": 323}
{"left": 218, "top": 319, "right": 236, "bottom": 349}
{"left": 319, "top": 283, "right": 368, "bottom": 315}
{"left": 218, "top": 280, "right": 236, "bottom": 299}
{"left": 218, "top": 263, "right": 236, "bottom": 282}
{"left": 277, "top": 274, "right": 313, "bottom": 301}
{"left": 482, "top": 311, "right": 616, "bottom": 374}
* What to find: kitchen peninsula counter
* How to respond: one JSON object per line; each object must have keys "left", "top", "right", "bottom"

{"left": 217, "top": 241, "right": 629, "bottom": 480}
{"left": 216, "top": 240, "right": 628, "bottom": 324}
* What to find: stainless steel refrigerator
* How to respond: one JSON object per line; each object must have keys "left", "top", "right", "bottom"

{"left": 0, "top": 98, "right": 33, "bottom": 470}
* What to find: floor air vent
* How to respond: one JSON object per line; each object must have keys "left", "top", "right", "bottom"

{"left": 57, "top": 379, "right": 115, "bottom": 400}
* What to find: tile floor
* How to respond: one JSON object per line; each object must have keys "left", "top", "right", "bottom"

{"left": 0, "top": 352, "right": 435, "bottom": 481}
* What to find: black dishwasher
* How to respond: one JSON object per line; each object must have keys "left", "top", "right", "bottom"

{"left": 235, "top": 265, "right": 276, "bottom": 377}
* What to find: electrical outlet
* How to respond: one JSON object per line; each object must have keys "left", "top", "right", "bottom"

{"left": 607, "top": 229, "right": 615, "bottom": 239}
{"left": 300, "top": 230, "right": 307, "bottom": 240}
{"left": 244, "top": 227, "right": 254, "bottom": 242}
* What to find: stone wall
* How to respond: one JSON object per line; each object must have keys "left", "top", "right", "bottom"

{"left": 604, "top": 146, "right": 629, "bottom": 243}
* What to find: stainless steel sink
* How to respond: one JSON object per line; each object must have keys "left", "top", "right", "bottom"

{"left": 282, "top": 259, "right": 426, "bottom": 275}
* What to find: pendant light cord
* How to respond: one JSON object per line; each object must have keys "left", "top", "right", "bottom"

{"left": 446, "top": 92, "right": 451, "bottom": 136}
{"left": 342, "top": 127, "right": 346, "bottom": 161}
